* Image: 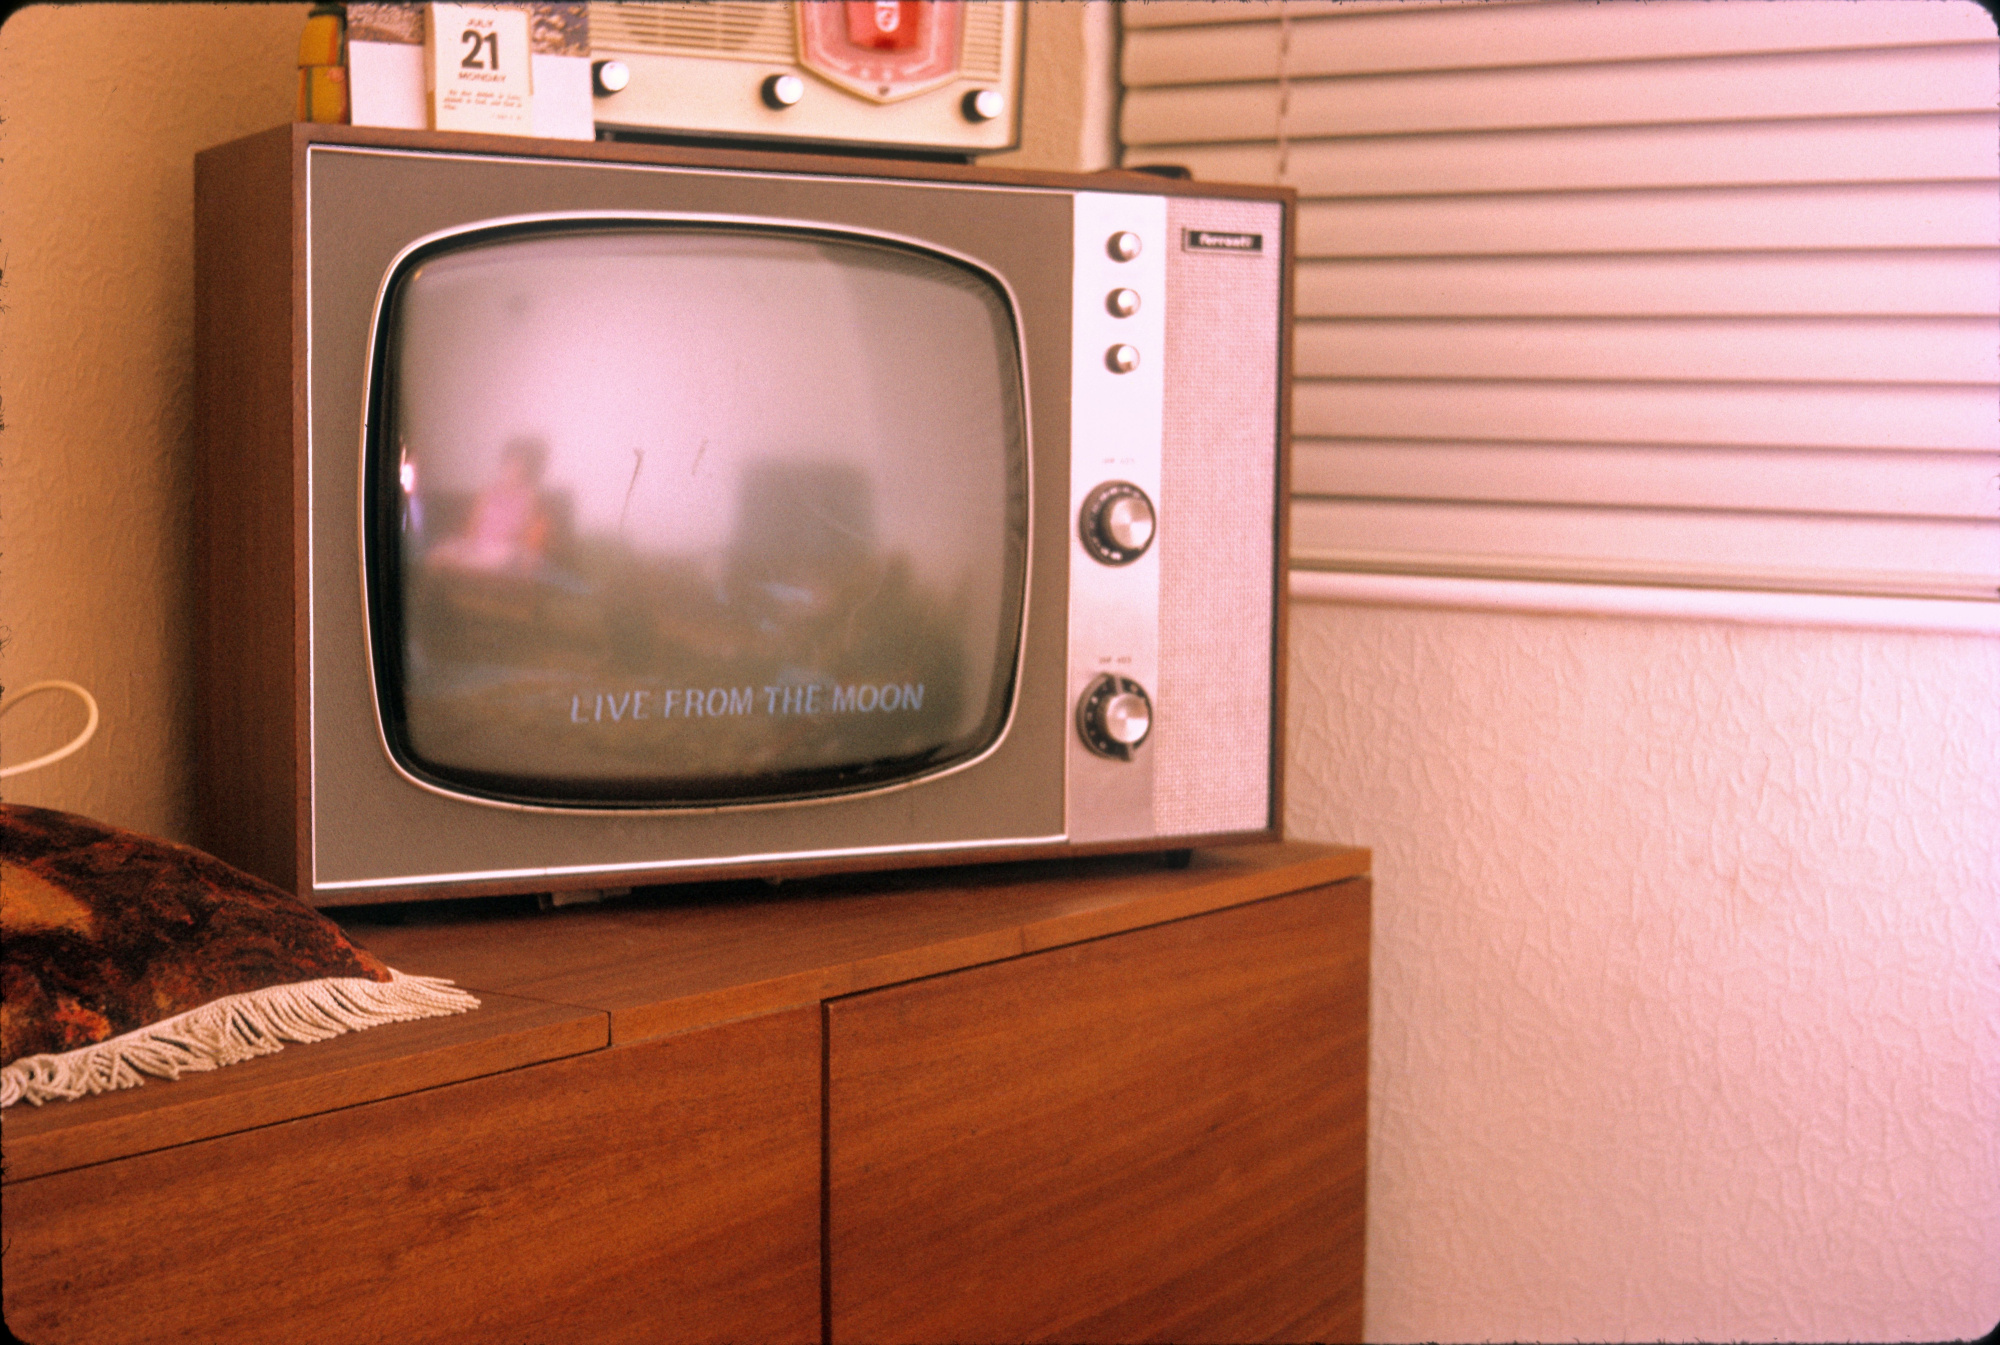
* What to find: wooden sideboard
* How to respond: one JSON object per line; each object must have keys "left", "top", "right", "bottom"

{"left": 2, "top": 842, "right": 1369, "bottom": 1345}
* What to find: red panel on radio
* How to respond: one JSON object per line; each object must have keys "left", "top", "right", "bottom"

{"left": 801, "top": 0, "right": 962, "bottom": 102}
{"left": 845, "top": 2, "right": 925, "bottom": 53}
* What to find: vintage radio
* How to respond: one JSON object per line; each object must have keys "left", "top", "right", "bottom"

{"left": 586, "top": 1, "right": 1025, "bottom": 155}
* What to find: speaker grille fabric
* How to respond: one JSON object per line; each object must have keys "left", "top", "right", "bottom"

{"left": 1155, "top": 198, "right": 1284, "bottom": 836}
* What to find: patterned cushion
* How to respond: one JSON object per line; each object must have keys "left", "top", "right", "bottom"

{"left": 1, "top": 803, "right": 474, "bottom": 1105}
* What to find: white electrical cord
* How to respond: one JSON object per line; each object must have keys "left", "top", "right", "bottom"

{"left": 0, "top": 680, "right": 101, "bottom": 779}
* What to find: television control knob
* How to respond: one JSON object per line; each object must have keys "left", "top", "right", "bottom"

{"left": 1107, "top": 230, "right": 1142, "bottom": 262}
{"left": 1106, "top": 287, "right": 1140, "bottom": 318}
{"left": 762, "top": 73, "right": 805, "bottom": 109}
{"left": 592, "top": 60, "right": 630, "bottom": 96}
{"left": 1105, "top": 343, "right": 1140, "bottom": 374}
{"left": 1079, "top": 481, "right": 1155, "bottom": 564}
{"left": 962, "top": 89, "right": 1006, "bottom": 122}
{"left": 1078, "top": 674, "right": 1152, "bottom": 761}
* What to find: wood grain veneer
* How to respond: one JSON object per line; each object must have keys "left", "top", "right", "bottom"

{"left": 4, "top": 845, "right": 1363, "bottom": 1181}
{"left": 1271, "top": 175, "right": 1297, "bottom": 840}
{"left": 350, "top": 842, "right": 1367, "bottom": 1044}
{"left": 3, "top": 843, "right": 1368, "bottom": 1345}
{"left": 1, "top": 991, "right": 605, "bottom": 1184}
{"left": 826, "top": 878, "right": 1370, "bottom": 1344}
{"left": 192, "top": 127, "right": 306, "bottom": 894}
{"left": 280, "top": 120, "right": 1295, "bottom": 200}
{"left": 2, "top": 1007, "right": 822, "bottom": 1345}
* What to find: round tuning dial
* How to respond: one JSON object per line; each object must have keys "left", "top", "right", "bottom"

{"left": 1079, "top": 480, "right": 1156, "bottom": 565}
{"left": 762, "top": 73, "right": 805, "bottom": 109}
{"left": 962, "top": 89, "right": 1006, "bottom": 122}
{"left": 592, "top": 60, "right": 630, "bottom": 96}
{"left": 1077, "top": 674, "right": 1153, "bottom": 761}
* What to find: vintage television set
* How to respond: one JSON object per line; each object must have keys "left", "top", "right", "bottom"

{"left": 193, "top": 124, "right": 1291, "bottom": 906}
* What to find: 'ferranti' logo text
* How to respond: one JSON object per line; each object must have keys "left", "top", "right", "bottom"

{"left": 1182, "top": 229, "right": 1263, "bottom": 254}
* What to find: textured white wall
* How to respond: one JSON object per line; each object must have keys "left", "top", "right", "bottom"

{"left": 1287, "top": 597, "right": 2000, "bottom": 1343}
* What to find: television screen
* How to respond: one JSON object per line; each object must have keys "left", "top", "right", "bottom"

{"left": 368, "top": 225, "right": 1030, "bottom": 805}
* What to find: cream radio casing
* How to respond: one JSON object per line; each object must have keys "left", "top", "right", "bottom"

{"left": 588, "top": 1, "right": 1026, "bottom": 156}
{"left": 192, "top": 124, "right": 1289, "bottom": 905}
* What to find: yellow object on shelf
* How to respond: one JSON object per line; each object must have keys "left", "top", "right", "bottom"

{"left": 298, "top": 2, "right": 350, "bottom": 124}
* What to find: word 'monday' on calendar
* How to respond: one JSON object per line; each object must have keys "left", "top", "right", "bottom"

{"left": 425, "top": 3, "right": 532, "bottom": 135}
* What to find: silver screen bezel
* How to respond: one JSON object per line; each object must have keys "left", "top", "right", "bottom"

{"left": 303, "top": 145, "right": 1078, "bottom": 894}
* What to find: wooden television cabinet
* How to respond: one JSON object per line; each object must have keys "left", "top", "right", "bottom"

{"left": 3, "top": 841, "right": 1368, "bottom": 1344}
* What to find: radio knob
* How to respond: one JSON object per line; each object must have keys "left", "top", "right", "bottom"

{"left": 592, "top": 61, "right": 630, "bottom": 96}
{"left": 1106, "top": 288, "right": 1140, "bottom": 318}
{"left": 762, "top": 73, "right": 805, "bottom": 109}
{"left": 1078, "top": 674, "right": 1153, "bottom": 761}
{"left": 1107, "top": 231, "right": 1142, "bottom": 262}
{"left": 1105, "top": 344, "right": 1140, "bottom": 374}
{"left": 1079, "top": 481, "right": 1155, "bottom": 565}
{"left": 962, "top": 89, "right": 1006, "bottom": 122}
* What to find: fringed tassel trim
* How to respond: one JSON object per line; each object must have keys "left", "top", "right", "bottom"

{"left": 1, "top": 970, "right": 480, "bottom": 1109}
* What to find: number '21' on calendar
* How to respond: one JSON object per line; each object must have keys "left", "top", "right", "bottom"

{"left": 425, "top": 2, "right": 532, "bottom": 135}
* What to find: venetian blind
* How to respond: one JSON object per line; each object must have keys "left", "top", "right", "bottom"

{"left": 1120, "top": 0, "right": 2000, "bottom": 601}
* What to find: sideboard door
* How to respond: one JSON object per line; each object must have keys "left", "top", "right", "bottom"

{"left": 825, "top": 879, "right": 1370, "bottom": 1345}
{"left": 3, "top": 1006, "right": 822, "bottom": 1345}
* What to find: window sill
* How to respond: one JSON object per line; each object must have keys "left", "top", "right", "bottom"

{"left": 1288, "top": 570, "right": 2000, "bottom": 635}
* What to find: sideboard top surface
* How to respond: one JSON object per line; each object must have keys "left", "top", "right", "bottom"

{"left": 2, "top": 841, "right": 1366, "bottom": 1183}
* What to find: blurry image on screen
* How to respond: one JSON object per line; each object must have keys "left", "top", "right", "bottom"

{"left": 377, "top": 227, "right": 1028, "bottom": 802}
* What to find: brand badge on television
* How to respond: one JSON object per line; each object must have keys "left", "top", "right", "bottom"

{"left": 1183, "top": 230, "right": 1264, "bottom": 254}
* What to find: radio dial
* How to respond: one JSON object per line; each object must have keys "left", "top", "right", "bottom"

{"left": 1078, "top": 674, "right": 1153, "bottom": 761}
{"left": 592, "top": 61, "right": 630, "bottom": 96}
{"left": 762, "top": 74, "right": 806, "bottom": 109}
{"left": 1107, "top": 231, "right": 1142, "bottom": 262}
{"left": 962, "top": 89, "right": 1006, "bottom": 122}
{"left": 1106, "top": 288, "right": 1140, "bottom": 318}
{"left": 1079, "top": 481, "right": 1155, "bottom": 565}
